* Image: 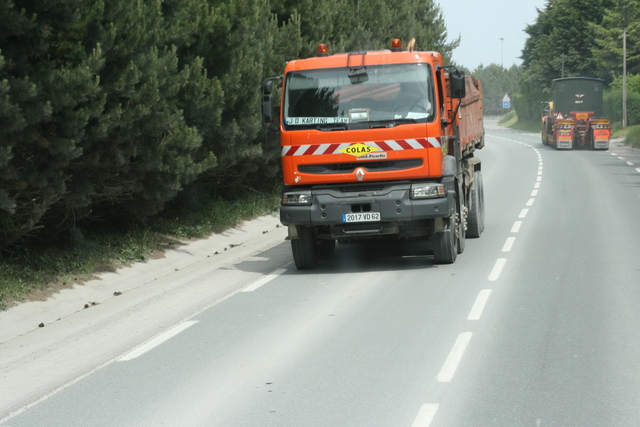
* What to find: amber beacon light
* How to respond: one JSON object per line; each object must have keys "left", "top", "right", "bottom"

{"left": 391, "top": 38, "right": 402, "bottom": 52}
{"left": 317, "top": 43, "right": 329, "bottom": 56}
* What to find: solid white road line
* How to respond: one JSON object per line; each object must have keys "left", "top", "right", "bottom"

{"left": 488, "top": 258, "right": 507, "bottom": 282}
{"left": 511, "top": 221, "right": 522, "bottom": 233}
{"left": 411, "top": 404, "right": 440, "bottom": 427}
{"left": 468, "top": 290, "right": 492, "bottom": 320}
{"left": 242, "top": 268, "right": 287, "bottom": 292}
{"left": 502, "top": 237, "right": 516, "bottom": 252}
{"left": 119, "top": 321, "right": 198, "bottom": 361}
{"left": 437, "top": 332, "right": 473, "bottom": 382}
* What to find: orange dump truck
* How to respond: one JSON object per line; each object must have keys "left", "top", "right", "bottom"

{"left": 262, "top": 39, "right": 485, "bottom": 269}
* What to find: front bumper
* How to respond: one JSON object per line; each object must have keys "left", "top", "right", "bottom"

{"left": 280, "top": 182, "right": 454, "bottom": 228}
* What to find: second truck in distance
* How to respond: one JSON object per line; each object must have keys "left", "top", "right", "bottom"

{"left": 542, "top": 77, "right": 611, "bottom": 150}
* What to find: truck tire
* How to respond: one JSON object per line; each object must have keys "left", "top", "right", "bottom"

{"left": 291, "top": 226, "right": 318, "bottom": 269}
{"left": 457, "top": 202, "right": 466, "bottom": 254}
{"left": 433, "top": 206, "right": 458, "bottom": 264}
{"left": 466, "top": 170, "right": 485, "bottom": 238}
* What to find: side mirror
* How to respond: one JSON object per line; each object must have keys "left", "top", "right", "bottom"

{"left": 263, "top": 79, "right": 273, "bottom": 95}
{"left": 541, "top": 101, "right": 550, "bottom": 114}
{"left": 449, "top": 69, "right": 466, "bottom": 99}
{"left": 262, "top": 79, "right": 275, "bottom": 125}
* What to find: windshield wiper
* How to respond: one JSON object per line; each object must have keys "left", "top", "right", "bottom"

{"left": 367, "top": 119, "right": 418, "bottom": 128}
{"left": 316, "top": 123, "right": 348, "bottom": 131}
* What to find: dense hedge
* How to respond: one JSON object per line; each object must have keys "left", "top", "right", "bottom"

{"left": 0, "top": 0, "right": 456, "bottom": 248}
{"left": 604, "top": 75, "right": 640, "bottom": 126}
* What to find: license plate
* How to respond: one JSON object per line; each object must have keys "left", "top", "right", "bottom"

{"left": 342, "top": 212, "right": 381, "bottom": 223}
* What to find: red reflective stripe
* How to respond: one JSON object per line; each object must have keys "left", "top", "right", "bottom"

{"left": 376, "top": 141, "right": 392, "bottom": 151}
{"left": 396, "top": 139, "right": 412, "bottom": 150}
{"left": 281, "top": 139, "right": 438, "bottom": 156}
{"left": 415, "top": 138, "right": 431, "bottom": 148}
{"left": 293, "top": 146, "right": 309, "bottom": 156}
{"left": 327, "top": 144, "right": 342, "bottom": 154}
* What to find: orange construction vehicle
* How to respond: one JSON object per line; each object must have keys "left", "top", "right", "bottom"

{"left": 542, "top": 77, "right": 611, "bottom": 150}
{"left": 262, "top": 39, "right": 485, "bottom": 269}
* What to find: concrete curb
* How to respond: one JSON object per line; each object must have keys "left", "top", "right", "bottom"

{"left": 0, "top": 213, "right": 286, "bottom": 344}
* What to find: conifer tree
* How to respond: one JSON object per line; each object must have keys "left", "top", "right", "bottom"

{"left": 181, "top": 0, "right": 302, "bottom": 195}
{"left": 591, "top": 0, "right": 640, "bottom": 81}
{"left": 0, "top": 0, "right": 104, "bottom": 245}
{"left": 472, "top": 64, "right": 521, "bottom": 115}
{"left": 0, "top": 0, "right": 216, "bottom": 246}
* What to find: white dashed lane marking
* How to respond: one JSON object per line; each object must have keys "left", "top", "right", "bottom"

{"left": 610, "top": 151, "right": 640, "bottom": 173}
{"left": 488, "top": 258, "right": 507, "bottom": 282}
{"left": 502, "top": 237, "right": 516, "bottom": 252}
{"left": 437, "top": 332, "right": 473, "bottom": 382}
{"left": 411, "top": 404, "right": 439, "bottom": 427}
{"left": 418, "top": 134, "right": 544, "bottom": 424}
{"left": 468, "top": 290, "right": 492, "bottom": 320}
{"left": 511, "top": 221, "right": 522, "bottom": 233}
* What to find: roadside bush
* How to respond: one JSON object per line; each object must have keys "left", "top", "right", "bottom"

{"left": 604, "top": 75, "right": 640, "bottom": 126}
{"left": 625, "top": 125, "right": 640, "bottom": 148}
{"left": 499, "top": 110, "right": 517, "bottom": 125}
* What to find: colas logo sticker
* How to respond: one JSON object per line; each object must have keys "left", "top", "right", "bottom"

{"left": 338, "top": 143, "right": 380, "bottom": 157}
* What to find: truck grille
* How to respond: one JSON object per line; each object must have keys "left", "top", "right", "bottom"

{"left": 337, "top": 184, "right": 384, "bottom": 193}
{"left": 298, "top": 159, "right": 422, "bottom": 174}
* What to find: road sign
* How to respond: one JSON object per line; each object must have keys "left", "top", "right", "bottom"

{"left": 502, "top": 94, "right": 511, "bottom": 109}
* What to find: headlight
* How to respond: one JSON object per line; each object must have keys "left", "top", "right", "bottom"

{"left": 282, "top": 191, "right": 313, "bottom": 205}
{"left": 411, "top": 183, "right": 446, "bottom": 199}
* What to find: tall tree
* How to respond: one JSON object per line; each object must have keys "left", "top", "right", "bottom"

{"left": 472, "top": 64, "right": 522, "bottom": 116}
{"left": 517, "top": 0, "right": 614, "bottom": 120}
{"left": 591, "top": 0, "right": 640, "bottom": 81}
{"left": 0, "top": 0, "right": 105, "bottom": 245}
{"left": 179, "top": 0, "right": 302, "bottom": 196}
{"left": 0, "top": 0, "right": 217, "bottom": 246}
{"left": 271, "top": 0, "right": 458, "bottom": 61}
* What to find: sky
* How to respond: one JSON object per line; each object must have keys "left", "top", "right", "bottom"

{"left": 437, "top": 0, "right": 548, "bottom": 70}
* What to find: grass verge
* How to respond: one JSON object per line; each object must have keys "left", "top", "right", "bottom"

{"left": 0, "top": 191, "right": 280, "bottom": 310}
{"left": 624, "top": 125, "right": 640, "bottom": 148}
{"left": 497, "top": 111, "right": 541, "bottom": 133}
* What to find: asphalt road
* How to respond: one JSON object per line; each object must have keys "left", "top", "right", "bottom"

{"left": 2, "top": 124, "right": 640, "bottom": 426}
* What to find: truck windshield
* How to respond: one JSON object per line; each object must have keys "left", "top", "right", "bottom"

{"left": 283, "top": 63, "right": 435, "bottom": 130}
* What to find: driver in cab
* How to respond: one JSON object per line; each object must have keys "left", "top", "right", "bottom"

{"left": 393, "top": 81, "right": 432, "bottom": 116}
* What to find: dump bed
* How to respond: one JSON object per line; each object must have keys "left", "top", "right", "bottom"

{"left": 458, "top": 76, "right": 484, "bottom": 156}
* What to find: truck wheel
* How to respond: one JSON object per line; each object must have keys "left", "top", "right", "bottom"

{"left": 291, "top": 226, "right": 318, "bottom": 269}
{"left": 433, "top": 207, "right": 458, "bottom": 264}
{"left": 456, "top": 204, "right": 466, "bottom": 254}
{"left": 317, "top": 239, "right": 336, "bottom": 260}
{"left": 466, "top": 170, "right": 485, "bottom": 238}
